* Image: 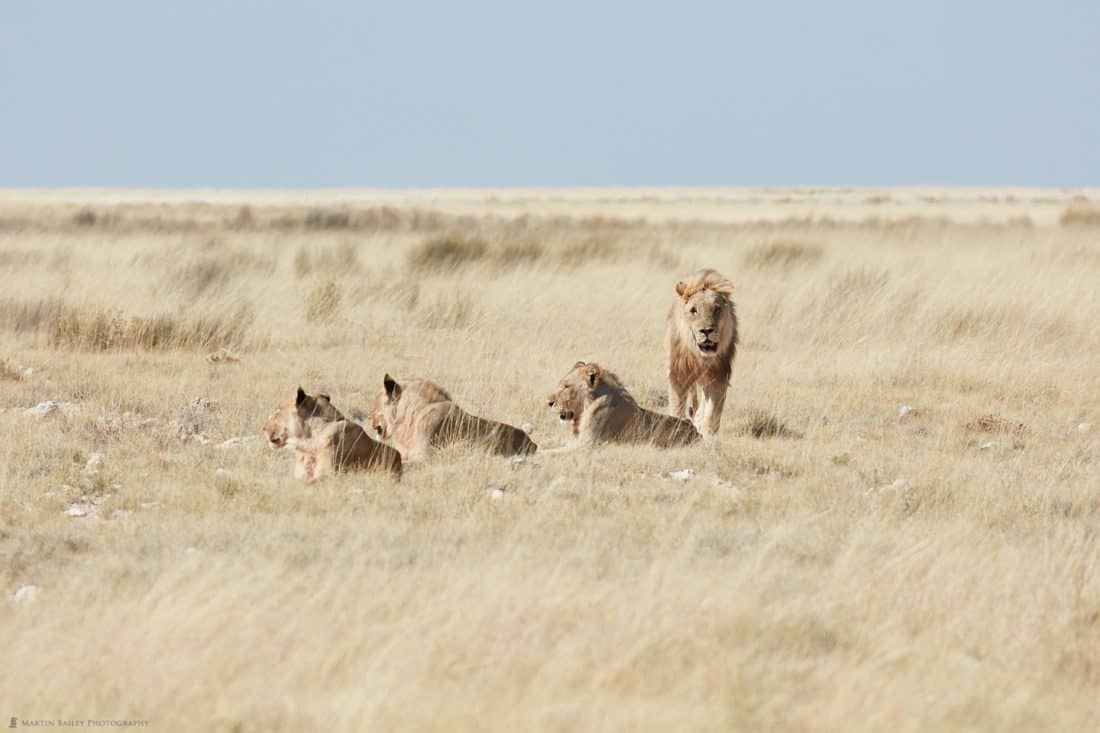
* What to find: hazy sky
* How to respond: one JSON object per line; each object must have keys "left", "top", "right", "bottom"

{"left": 3, "top": 2, "right": 1098, "bottom": 187}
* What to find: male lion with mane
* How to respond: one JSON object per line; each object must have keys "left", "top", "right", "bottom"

{"left": 264, "top": 387, "right": 402, "bottom": 480}
{"left": 545, "top": 361, "right": 699, "bottom": 451}
{"left": 371, "top": 375, "right": 537, "bottom": 464}
{"left": 665, "top": 268, "right": 738, "bottom": 437}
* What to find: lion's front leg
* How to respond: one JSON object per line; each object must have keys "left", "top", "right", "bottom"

{"left": 695, "top": 382, "right": 728, "bottom": 438}
{"left": 668, "top": 373, "right": 695, "bottom": 421}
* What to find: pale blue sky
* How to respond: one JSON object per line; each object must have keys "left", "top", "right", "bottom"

{"left": 2, "top": 1, "right": 1098, "bottom": 187}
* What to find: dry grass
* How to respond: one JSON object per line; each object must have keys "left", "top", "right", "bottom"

{"left": 742, "top": 241, "right": 823, "bottom": 269}
{"left": 0, "top": 297, "right": 253, "bottom": 352}
{"left": 1059, "top": 199, "right": 1100, "bottom": 227}
{"left": 1, "top": 189, "right": 1098, "bottom": 732}
{"left": 304, "top": 280, "right": 342, "bottom": 324}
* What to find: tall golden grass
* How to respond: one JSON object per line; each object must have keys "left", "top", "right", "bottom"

{"left": 0, "top": 189, "right": 1098, "bottom": 732}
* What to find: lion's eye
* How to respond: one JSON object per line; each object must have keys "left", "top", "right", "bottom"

{"left": 689, "top": 307, "right": 698, "bottom": 315}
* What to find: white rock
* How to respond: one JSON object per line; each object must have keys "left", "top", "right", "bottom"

{"left": 174, "top": 397, "right": 217, "bottom": 441}
{"left": 509, "top": 455, "right": 540, "bottom": 470}
{"left": 980, "top": 442, "right": 998, "bottom": 451}
{"left": 1079, "top": 422, "right": 1091, "bottom": 433}
{"left": 21, "top": 367, "right": 36, "bottom": 379}
{"left": 12, "top": 585, "right": 40, "bottom": 605}
{"left": 548, "top": 475, "right": 568, "bottom": 490}
{"left": 898, "top": 405, "right": 914, "bottom": 418}
{"left": 521, "top": 422, "right": 535, "bottom": 435}
{"left": 65, "top": 503, "right": 91, "bottom": 517}
{"left": 24, "top": 400, "right": 59, "bottom": 419}
{"left": 183, "top": 547, "right": 201, "bottom": 556}
{"left": 669, "top": 468, "right": 696, "bottom": 482}
{"left": 84, "top": 453, "right": 105, "bottom": 475}
{"left": 890, "top": 479, "right": 908, "bottom": 491}
{"left": 139, "top": 501, "right": 160, "bottom": 510}
{"left": 488, "top": 487, "right": 506, "bottom": 501}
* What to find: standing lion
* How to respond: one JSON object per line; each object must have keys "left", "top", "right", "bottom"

{"left": 665, "top": 268, "right": 738, "bottom": 437}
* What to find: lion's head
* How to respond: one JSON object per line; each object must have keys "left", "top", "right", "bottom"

{"left": 671, "top": 269, "right": 737, "bottom": 361}
{"left": 547, "top": 361, "right": 604, "bottom": 433}
{"left": 264, "top": 386, "right": 338, "bottom": 449}
{"left": 371, "top": 374, "right": 453, "bottom": 441}
{"left": 371, "top": 374, "right": 403, "bottom": 441}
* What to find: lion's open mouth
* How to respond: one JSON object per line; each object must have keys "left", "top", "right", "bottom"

{"left": 698, "top": 340, "right": 719, "bottom": 354}
{"left": 269, "top": 437, "right": 285, "bottom": 449}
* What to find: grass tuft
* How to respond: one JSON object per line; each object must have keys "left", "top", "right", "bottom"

{"left": 408, "top": 235, "right": 489, "bottom": 271}
{"left": 741, "top": 407, "right": 801, "bottom": 439}
{"left": 742, "top": 241, "right": 823, "bottom": 269}
{"left": 1060, "top": 201, "right": 1100, "bottom": 227}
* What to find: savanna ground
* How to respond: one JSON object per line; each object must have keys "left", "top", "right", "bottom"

{"left": 1, "top": 188, "right": 1098, "bottom": 732}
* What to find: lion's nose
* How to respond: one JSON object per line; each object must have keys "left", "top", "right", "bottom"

{"left": 700, "top": 327, "right": 715, "bottom": 336}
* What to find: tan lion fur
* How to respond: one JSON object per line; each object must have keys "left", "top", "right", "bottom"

{"left": 664, "top": 268, "right": 738, "bottom": 437}
{"left": 546, "top": 361, "right": 700, "bottom": 450}
{"left": 371, "top": 375, "right": 537, "bottom": 464}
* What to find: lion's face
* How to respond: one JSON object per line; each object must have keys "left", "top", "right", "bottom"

{"left": 264, "top": 387, "right": 334, "bottom": 448}
{"left": 548, "top": 362, "right": 601, "bottom": 429}
{"left": 678, "top": 288, "right": 732, "bottom": 358}
{"left": 264, "top": 404, "right": 308, "bottom": 449}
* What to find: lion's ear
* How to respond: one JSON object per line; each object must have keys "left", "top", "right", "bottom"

{"left": 318, "top": 393, "right": 331, "bottom": 403}
{"left": 383, "top": 374, "right": 402, "bottom": 401}
{"left": 296, "top": 386, "right": 307, "bottom": 406}
{"left": 675, "top": 281, "right": 689, "bottom": 299}
{"left": 584, "top": 363, "right": 601, "bottom": 388}
{"left": 573, "top": 361, "right": 586, "bottom": 369}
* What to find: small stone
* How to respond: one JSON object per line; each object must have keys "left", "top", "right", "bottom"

{"left": 820, "top": 415, "right": 830, "bottom": 426}
{"left": 12, "top": 585, "right": 40, "bottom": 605}
{"left": 488, "top": 487, "right": 506, "bottom": 501}
{"left": 981, "top": 441, "right": 998, "bottom": 451}
{"left": 668, "top": 468, "right": 696, "bottom": 482}
{"left": 214, "top": 468, "right": 236, "bottom": 495}
{"left": 899, "top": 405, "right": 914, "bottom": 419}
{"left": 139, "top": 501, "right": 160, "bottom": 510}
{"left": 21, "top": 367, "right": 36, "bottom": 379}
{"left": 890, "top": 479, "right": 908, "bottom": 491}
{"left": 183, "top": 547, "right": 201, "bottom": 556}
{"left": 1079, "top": 422, "right": 1091, "bottom": 433}
{"left": 548, "top": 475, "right": 568, "bottom": 490}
